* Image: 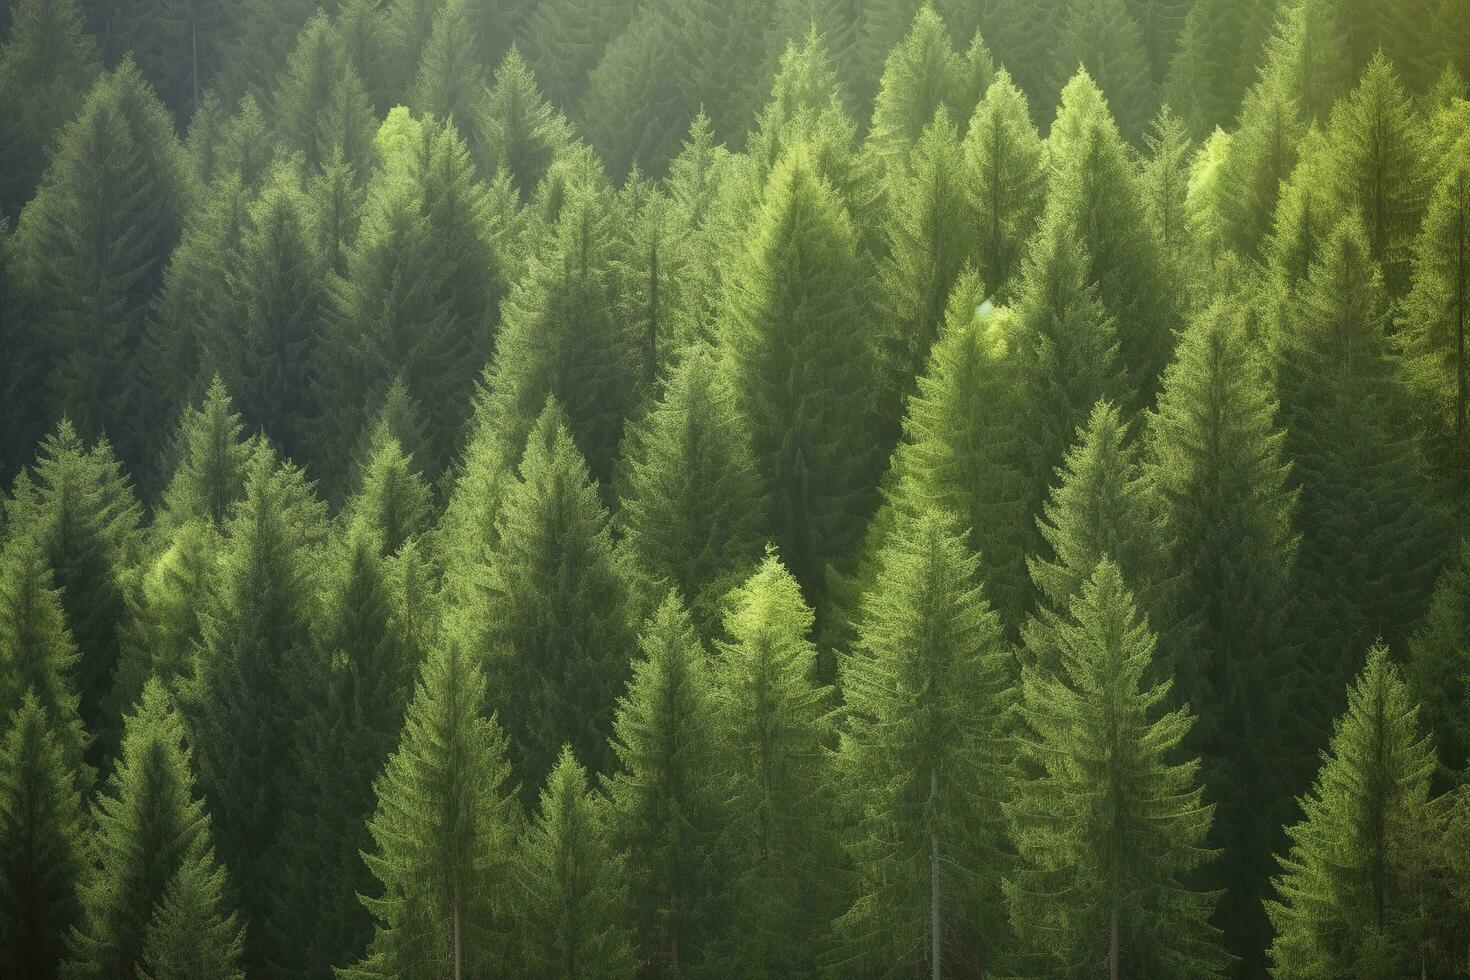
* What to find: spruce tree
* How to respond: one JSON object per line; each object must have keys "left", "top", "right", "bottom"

{"left": 63, "top": 681, "right": 225, "bottom": 980}
{"left": 866, "top": 5, "right": 974, "bottom": 167}
{"left": 272, "top": 10, "right": 377, "bottom": 176}
{"left": 0, "top": 693, "right": 86, "bottom": 980}
{"left": 605, "top": 594, "right": 729, "bottom": 976}
{"left": 343, "top": 427, "right": 434, "bottom": 558}
{"left": 520, "top": 0, "right": 638, "bottom": 113}
{"left": 515, "top": 746, "right": 637, "bottom": 978}
{"left": 962, "top": 69, "right": 1046, "bottom": 299}
{"left": 471, "top": 404, "right": 635, "bottom": 790}
{"left": 135, "top": 850, "right": 246, "bottom": 980}
{"left": 476, "top": 46, "right": 574, "bottom": 201}
{"left": 1215, "top": 62, "right": 1307, "bottom": 260}
{"left": 618, "top": 346, "right": 768, "bottom": 634}
{"left": 1052, "top": 0, "right": 1156, "bottom": 142}
{"left": 407, "top": 0, "right": 488, "bottom": 139}
{"left": 183, "top": 449, "right": 325, "bottom": 964}
{"left": 1266, "top": 646, "right": 1439, "bottom": 978}
{"left": 1143, "top": 298, "right": 1299, "bottom": 970}
{"left": 1406, "top": 541, "right": 1470, "bottom": 776}
{"left": 836, "top": 510, "right": 1013, "bottom": 976}
{"left": 713, "top": 555, "right": 843, "bottom": 975}
{"left": 1164, "top": 0, "right": 1275, "bottom": 138}
{"left": 1006, "top": 561, "right": 1227, "bottom": 978}
{"left": 156, "top": 377, "right": 255, "bottom": 533}
{"left": 342, "top": 637, "right": 521, "bottom": 980}
{"left": 717, "top": 147, "right": 877, "bottom": 599}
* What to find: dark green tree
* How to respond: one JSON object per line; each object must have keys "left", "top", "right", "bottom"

{"left": 406, "top": 0, "right": 487, "bottom": 139}
{"left": 136, "top": 852, "right": 245, "bottom": 980}
{"left": 836, "top": 510, "right": 1013, "bottom": 976}
{"left": 521, "top": 0, "right": 638, "bottom": 112}
{"left": 1406, "top": 541, "right": 1470, "bottom": 777}
{"left": 962, "top": 68, "right": 1046, "bottom": 299}
{"left": 156, "top": 377, "right": 255, "bottom": 533}
{"left": 1164, "top": 0, "right": 1275, "bottom": 137}
{"left": 476, "top": 46, "right": 574, "bottom": 200}
{"left": 272, "top": 10, "right": 378, "bottom": 176}
{"left": 1052, "top": 0, "right": 1156, "bottom": 141}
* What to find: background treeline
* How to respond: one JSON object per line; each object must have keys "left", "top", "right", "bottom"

{"left": 1, "top": 0, "right": 1470, "bottom": 977}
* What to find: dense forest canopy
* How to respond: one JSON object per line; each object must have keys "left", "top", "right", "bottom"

{"left": 1, "top": 0, "right": 1469, "bottom": 977}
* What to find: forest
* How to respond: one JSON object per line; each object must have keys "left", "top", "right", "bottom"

{"left": 0, "top": 0, "right": 1469, "bottom": 976}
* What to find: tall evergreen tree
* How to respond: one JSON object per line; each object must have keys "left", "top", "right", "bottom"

{"left": 713, "top": 555, "right": 843, "bottom": 975}
{"left": 515, "top": 746, "right": 637, "bottom": 978}
{"left": 962, "top": 69, "right": 1047, "bottom": 300}
{"left": 1006, "top": 561, "right": 1227, "bottom": 978}
{"left": 1406, "top": 540, "right": 1470, "bottom": 777}
{"left": 476, "top": 46, "right": 574, "bottom": 201}
{"left": 1052, "top": 0, "right": 1156, "bottom": 142}
{"left": 342, "top": 636, "right": 522, "bottom": 980}
{"left": 63, "top": 681, "right": 229, "bottom": 980}
{"left": 272, "top": 10, "right": 378, "bottom": 176}
{"left": 135, "top": 848, "right": 246, "bottom": 980}
{"left": 1164, "top": 0, "right": 1275, "bottom": 138}
{"left": 605, "top": 594, "right": 730, "bottom": 977}
{"left": 717, "top": 147, "right": 877, "bottom": 599}
{"left": 406, "top": 0, "right": 487, "bottom": 139}
{"left": 343, "top": 427, "right": 434, "bottom": 558}
{"left": 836, "top": 510, "right": 1013, "bottom": 977}
{"left": 520, "top": 0, "right": 638, "bottom": 113}
{"left": 866, "top": 5, "right": 976, "bottom": 167}
{"left": 618, "top": 346, "right": 768, "bottom": 633}
{"left": 1266, "top": 646, "right": 1439, "bottom": 978}
{"left": 0, "top": 693, "right": 86, "bottom": 980}
{"left": 156, "top": 377, "right": 255, "bottom": 533}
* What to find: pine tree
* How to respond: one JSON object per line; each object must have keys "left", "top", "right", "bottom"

{"left": 1406, "top": 541, "right": 1470, "bottom": 777}
{"left": 6, "top": 421, "right": 140, "bottom": 762}
{"left": 618, "top": 346, "right": 768, "bottom": 633}
{"left": 962, "top": 68, "right": 1046, "bottom": 300}
{"left": 1006, "top": 561, "right": 1227, "bottom": 978}
{"left": 717, "top": 147, "right": 877, "bottom": 599}
{"left": 1047, "top": 69, "right": 1179, "bottom": 397}
{"left": 10, "top": 61, "right": 191, "bottom": 473}
{"left": 1140, "top": 107, "right": 1195, "bottom": 273}
{"left": 605, "top": 594, "right": 730, "bottom": 976}
{"left": 836, "top": 510, "right": 1013, "bottom": 976}
{"left": 0, "top": 0, "right": 100, "bottom": 219}
{"left": 579, "top": 8, "right": 694, "bottom": 179}
{"left": 476, "top": 46, "right": 574, "bottom": 201}
{"left": 866, "top": 5, "right": 974, "bottom": 167}
{"left": 1052, "top": 0, "right": 1157, "bottom": 142}
{"left": 1215, "top": 66, "right": 1307, "bottom": 260}
{"left": 1164, "top": 0, "right": 1275, "bottom": 138}
{"left": 520, "top": 0, "right": 638, "bottom": 112}
{"left": 1143, "top": 298, "right": 1299, "bottom": 970}
{"left": 407, "top": 0, "right": 487, "bottom": 139}
{"left": 63, "top": 681, "right": 224, "bottom": 980}
{"left": 343, "top": 427, "right": 433, "bottom": 557}
{"left": 0, "top": 694, "right": 86, "bottom": 980}
{"left": 466, "top": 404, "right": 635, "bottom": 790}
{"left": 873, "top": 109, "right": 977, "bottom": 423}
{"left": 612, "top": 174, "right": 690, "bottom": 386}
{"left": 156, "top": 377, "right": 255, "bottom": 533}
{"left": 713, "top": 555, "right": 843, "bottom": 975}
{"left": 1277, "top": 217, "right": 1448, "bottom": 703}
{"left": 182, "top": 449, "right": 325, "bottom": 965}
{"left": 1266, "top": 646, "right": 1439, "bottom": 978}
{"left": 515, "top": 746, "right": 637, "bottom": 978}
{"left": 307, "top": 149, "right": 367, "bottom": 279}
{"left": 213, "top": 0, "right": 313, "bottom": 108}
{"left": 380, "top": 0, "right": 444, "bottom": 102}
{"left": 272, "top": 10, "right": 377, "bottom": 176}
{"left": 136, "top": 848, "right": 246, "bottom": 980}
{"left": 341, "top": 636, "right": 521, "bottom": 980}
{"left": 1338, "top": 0, "right": 1438, "bottom": 89}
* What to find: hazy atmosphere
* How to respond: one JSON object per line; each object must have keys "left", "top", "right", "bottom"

{"left": 1, "top": 0, "right": 1469, "bottom": 977}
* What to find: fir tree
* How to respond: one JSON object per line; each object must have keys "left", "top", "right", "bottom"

{"left": 618, "top": 346, "right": 768, "bottom": 634}
{"left": 0, "top": 693, "right": 86, "bottom": 980}
{"left": 515, "top": 746, "right": 637, "bottom": 978}
{"left": 713, "top": 555, "right": 843, "bottom": 975}
{"left": 272, "top": 10, "right": 377, "bottom": 176}
{"left": 1164, "top": 0, "right": 1275, "bottom": 138}
{"left": 1266, "top": 646, "right": 1439, "bottom": 978}
{"left": 866, "top": 5, "right": 975, "bottom": 167}
{"left": 1215, "top": 63, "right": 1307, "bottom": 260}
{"left": 343, "top": 427, "right": 434, "bottom": 557}
{"left": 717, "top": 147, "right": 877, "bottom": 599}
{"left": 1006, "top": 561, "right": 1228, "bottom": 978}
{"left": 136, "top": 848, "right": 246, "bottom": 980}
{"left": 836, "top": 510, "right": 1013, "bottom": 976}
{"left": 521, "top": 0, "right": 638, "bottom": 113}
{"left": 1406, "top": 541, "right": 1470, "bottom": 776}
{"left": 380, "top": 0, "right": 444, "bottom": 102}
{"left": 156, "top": 377, "right": 255, "bottom": 533}
{"left": 63, "top": 681, "right": 225, "bottom": 980}
{"left": 476, "top": 46, "right": 574, "bottom": 201}
{"left": 605, "top": 594, "right": 730, "bottom": 976}
{"left": 962, "top": 69, "right": 1047, "bottom": 300}
{"left": 1052, "top": 0, "right": 1156, "bottom": 142}
{"left": 342, "top": 637, "right": 522, "bottom": 980}
{"left": 407, "top": 0, "right": 487, "bottom": 139}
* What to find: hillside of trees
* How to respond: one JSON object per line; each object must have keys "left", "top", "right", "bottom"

{"left": 1, "top": 0, "right": 1469, "bottom": 976}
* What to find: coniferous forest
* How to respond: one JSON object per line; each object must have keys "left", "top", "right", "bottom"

{"left": 2, "top": 0, "right": 1470, "bottom": 976}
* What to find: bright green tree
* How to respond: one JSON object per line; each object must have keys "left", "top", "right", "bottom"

{"left": 866, "top": 5, "right": 977, "bottom": 166}
{"left": 136, "top": 847, "right": 246, "bottom": 980}
{"left": 1006, "top": 561, "right": 1227, "bottom": 978}
{"left": 63, "top": 681, "right": 230, "bottom": 980}
{"left": 515, "top": 746, "right": 637, "bottom": 978}
{"left": 0, "top": 693, "right": 86, "bottom": 980}
{"left": 962, "top": 69, "right": 1046, "bottom": 299}
{"left": 713, "top": 555, "right": 843, "bottom": 975}
{"left": 836, "top": 510, "right": 1013, "bottom": 976}
{"left": 717, "top": 147, "right": 877, "bottom": 599}
{"left": 605, "top": 594, "right": 730, "bottom": 976}
{"left": 156, "top": 377, "right": 255, "bottom": 533}
{"left": 1266, "top": 646, "right": 1439, "bottom": 978}
{"left": 618, "top": 346, "right": 768, "bottom": 634}
{"left": 343, "top": 428, "right": 434, "bottom": 558}
{"left": 342, "top": 637, "right": 522, "bottom": 980}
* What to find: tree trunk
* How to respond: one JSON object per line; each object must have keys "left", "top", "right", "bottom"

{"left": 930, "top": 769, "right": 941, "bottom": 980}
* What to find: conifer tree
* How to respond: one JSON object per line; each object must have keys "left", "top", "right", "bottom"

{"left": 0, "top": 694, "right": 86, "bottom": 980}
{"left": 307, "top": 150, "right": 367, "bottom": 279}
{"left": 1140, "top": 107, "right": 1195, "bottom": 274}
{"left": 1278, "top": 218, "right": 1448, "bottom": 700}
{"left": 344, "top": 428, "right": 434, "bottom": 557}
{"left": 874, "top": 109, "right": 976, "bottom": 422}
{"left": 605, "top": 594, "right": 730, "bottom": 976}
{"left": 618, "top": 346, "right": 768, "bottom": 633}
{"left": 1006, "top": 561, "right": 1227, "bottom": 978}
{"left": 407, "top": 0, "right": 487, "bottom": 139}
{"left": 11, "top": 61, "right": 191, "bottom": 471}
{"left": 470, "top": 405, "right": 634, "bottom": 790}
{"left": 135, "top": 850, "right": 246, "bottom": 980}
{"left": 0, "top": 0, "right": 100, "bottom": 219}
{"left": 866, "top": 5, "right": 975, "bottom": 167}
{"left": 717, "top": 147, "right": 877, "bottom": 598}
{"left": 156, "top": 377, "right": 255, "bottom": 533}
{"left": 521, "top": 0, "right": 638, "bottom": 112}
{"left": 342, "top": 637, "right": 521, "bottom": 980}
{"left": 213, "top": 0, "right": 313, "bottom": 109}
{"left": 713, "top": 555, "right": 843, "bottom": 975}
{"left": 836, "top": 510, "right": 1013, "bottom": 976}
{"left": 963, "top": 69, "right": 1047, "bottom": 299}
{"left": 476, "top": 46, "right": 574, "bottom": 200}
{"left": 381, "top": 0, "right": 444, "bottom": 102}
{"left": 515, "top": 746, "right": 637, "bottom": 978}
{"left": 1406, "top": 541, "right": 1470, "bottom": 776}
{"left": 64, "top": 681, "right": 227, "bottom": 980}
{"left": 183, "top": 449, "right": 325, "bottom": 962}
{"left": 1164, "top": 0, "right": 1275, "bottom": 138}
{"left": 6, "top": 422, "right": 140, "bottom": 760}
{"left": 1052, "top": 0, "right": 1156, "bottom": 142}
{"left": 1266, "top": 646, "right": 1439, "bottom": 978}
{"left": 273, "top": 11, "right": 377, "bottom": 176}
{"left": 1143, "top": 298, "right": 1299, "bottom": 970}
{"left": 1215, "top": 65, "right": 1307, "bottom": 260}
